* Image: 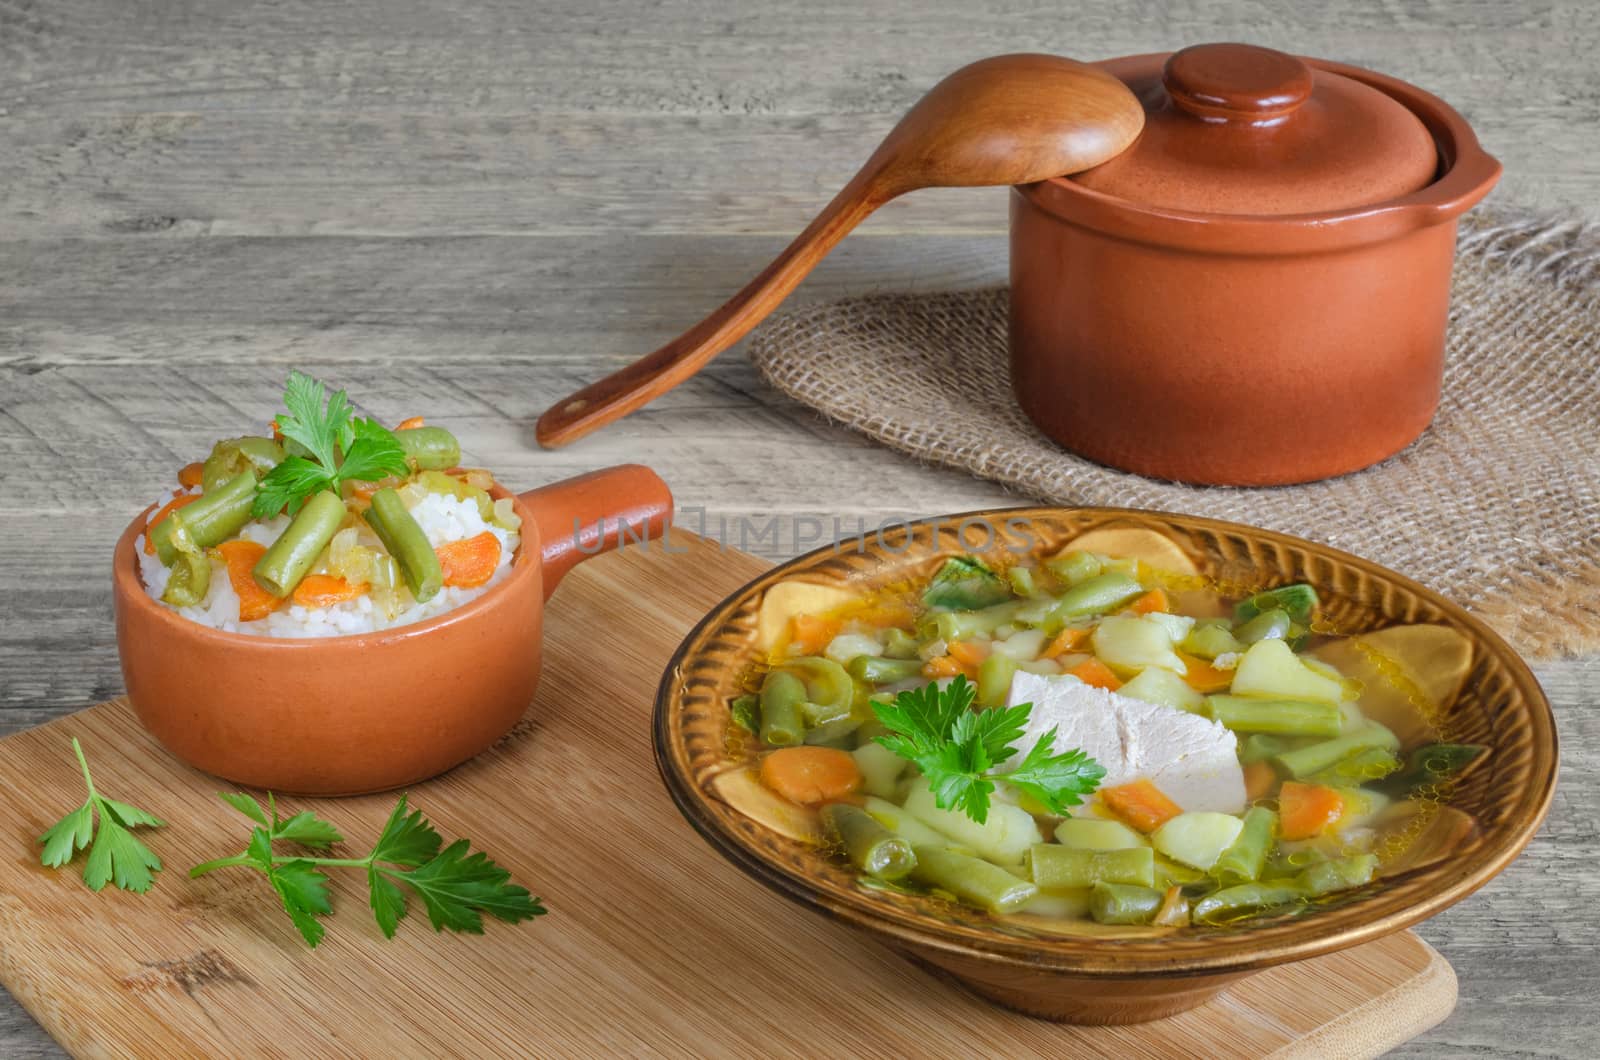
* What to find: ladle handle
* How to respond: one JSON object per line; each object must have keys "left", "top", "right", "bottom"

{"left": 535, "top": 171, "right": 889, "bottom": 448}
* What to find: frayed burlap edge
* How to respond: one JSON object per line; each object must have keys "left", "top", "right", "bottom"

{"left": 749, "top": 206, "right": 1600, "bottom": 659}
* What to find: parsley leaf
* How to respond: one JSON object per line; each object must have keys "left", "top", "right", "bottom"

{"left": 39, "top": 738, "right": 165, "bottom": 893}
{"left": 191, "top": 792, "right": 546, "bottom": 948}
{"left": 996, "top": 726, "right": 1107, "bottom": 815}
{"left": 870, "top": 677, "right": 1104, "bottom": 824}
{"left": 249, "top": 372, "right": 411, "bottom": 518}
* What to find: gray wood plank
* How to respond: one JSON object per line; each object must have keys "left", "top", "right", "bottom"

{"left": 3, "top": 0, "right": 1596, "bottom": 1054}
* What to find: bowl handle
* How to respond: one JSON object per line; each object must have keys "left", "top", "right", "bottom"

{"left": 518, "top": 464, "right": 674, "bottom": 599}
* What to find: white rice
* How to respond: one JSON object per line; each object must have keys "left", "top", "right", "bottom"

{"left": 137, "top": 491, "right": 520, "bottom": 638}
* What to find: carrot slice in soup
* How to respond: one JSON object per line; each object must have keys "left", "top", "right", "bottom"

{"left": 1067, "top": 657, "right": 1122, "bottom": 691}
{"left": 1100, "top": 779, "right": 1183, "bottom": 832}
{"left": 143, "top": 493, "right": 202, "bottom": 554}
{"left": 396, "top": 416, "right": 426, "bottom": 430}
{"left": 787, "top": 614, "right": 842, "bottom": 656}
{"left": 922, "top": 655, "right": 963, "bottom": 678}
{"left": 435, "top": 531, "right": 503, "bottom": 589}
{"left": 1178, "top": 652, "right": 1233, "bottom": 693}
{"left": 177, "top": 462, "right": 205, "bottom": 489}
{"left": 292, "top": 574, "right": 369, "bottom": 608}
{"left": 1243, "top": 760, "right": 1279, "bottom": 801}
{"left": 1279, "top": 781, "right": 1345, "bottom": 840}
{"left": 760, "top": 746, "right": 862, "bottom": 805}
{"left": 1042, "top": 627, "right": 1088, "bottom": 659}
{"left": 946, "top": 639, "right": 989, "bottom": 671}
{"left": 1125, "top": 588, "right": 1170, "bottom": 615}
{"left": 215, "top": 540, "right": 285, "bottom": 622}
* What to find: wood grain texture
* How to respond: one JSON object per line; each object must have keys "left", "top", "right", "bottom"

{"left": 2, "top": 0, "right": 1596, "bottom": 1054}
{"left": 0, "top": 533, "right": 1458, "bottom": 1058}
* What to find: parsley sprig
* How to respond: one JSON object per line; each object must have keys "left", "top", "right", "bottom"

{"left": 871, "top": 676, "right": 1105, "bottom": 824}
{"left": 252, "top": 371, "right": 410, "bottom": 517}
{"left": 39, "top": 738, "right": 165, "bottom": 893}
{"left": 189, "top": 792, "right": 547, "bottom": 948}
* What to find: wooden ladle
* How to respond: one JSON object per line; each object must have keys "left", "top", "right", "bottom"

{"left": 535, "top": 54, "right": 1145, "bottom": 448}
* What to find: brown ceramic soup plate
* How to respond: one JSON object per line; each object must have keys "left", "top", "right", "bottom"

{"left": 653, "top": 507, "right": 1556, "bottom": 1024}
{"left": 115, "top": 464, "right": 672, "bottom": 796}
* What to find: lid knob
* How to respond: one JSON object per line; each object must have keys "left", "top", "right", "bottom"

{"left": 1163, "top": 43, "right": 1313, "bottom": 123}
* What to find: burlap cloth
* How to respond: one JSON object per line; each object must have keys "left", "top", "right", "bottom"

{"left": 749, "top": 206, "right": 1600, "bottom": 658}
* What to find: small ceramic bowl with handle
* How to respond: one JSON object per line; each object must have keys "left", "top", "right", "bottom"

{"left": 114, "top": 463, "right": 672, "bottom": 796}
{"left": 653, "top": 508, "right": 1555, "bottom": 1024}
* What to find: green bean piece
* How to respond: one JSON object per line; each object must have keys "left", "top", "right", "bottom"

{"left": 1377, "top": 743, "right": 1488, "bottom": 797}
{"left": 1272, "top": 726, "right": 1401, "bottom": 778}
{"left": 416, "top": 470, "right": 493, "bottom": 520}
{"left": 1153, "top": 855, "right": 1208, "bottom": 889}
{"left": 1265, "top": 846, "right": 1327, "bottom": 879}
{"left": 1234, "top": 608, "right": 1292, "bottom": 645}
{"left": 1213, "top": 807, "right": 1277, "bottom": 885}
{"left": 395, "top": 426, "right": 462, "bottom": 471}
{"left": 160, "top": 549, "right": 212, "bottom": 607}
{"left": 362, "top": 487, "right": 444, "bottom": 602}
{"left": 909, "top": 845, "right": 1037, "bottom": 914}
{"left": 1181, "top": 620, "right": 1245, "bottom": 660}
{"left": 151, "top": 471, "right": 260, "bottom": 565}
{"left": 1206, "top": 695, "right": 1343, "bottom": 737}
{"left": 1309, "top": 747, "right": 1400, "bottom": 786}
{"left": 928, "top": 602, "right": 1021, "bottom": 643}
{"left": 253, "top": 490, "right": 346, "bottom": 598}
{"left": 847, "top": 655, "right": 925, "bottom": 685}
{"left": 976, "top": 654, "right": 1018, "bottom": 708}
{"left": 1192, "top": 881, "right": 1305, "bottom": 923}
{"left": 1005, "top": 565, "right": 1036, "bottom": 597}
{"left": 729, "top": 694, "right": 760, "bottom": 734}
{"left": 1028, "top": 845, "right": 1155, "bottom": 889}
{"left": 822, "top": 803, "right": 917, "bottom": 881}
{"left": 1234, "top": 584, "right": 1320, "bottom": 628}
{"left": 1296, "top": 854, "right": 1378, "bottom": 898}
{"left": 881, "top": 628, "right": 920, "bottom": 660}
{"left": 200, "top": 436, "right": 284, "bottom": 492}
{"left": 1089, "top": 882, "right": 1164, "bottom": 925}
{"left": 779, "top": 656, "right": 855, "bottom": 720}
{"left": 1047, "top": 573, "right": 1143, "bottom": 623}
{"left": 1239, "top": 732, "right": 1296, "bottom": 765}
{"left": 1045, "top": 549, "right": 1102, "bottom": 587}
{"left": 757, "top": 670, "right": 808, "bottom": 747}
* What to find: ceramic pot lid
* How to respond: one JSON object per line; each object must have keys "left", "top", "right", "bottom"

{"left": 1072, "top": 43, "right": 1439, "bottom": 214}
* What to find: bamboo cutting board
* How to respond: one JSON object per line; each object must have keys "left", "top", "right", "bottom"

{"left": 0, "top": 530, "right": 1455, "bottom": 1058}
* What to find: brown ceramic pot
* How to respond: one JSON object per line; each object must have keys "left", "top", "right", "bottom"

{"left": 114, "top": 464, "right": 672, "bottom": 795}
{"left": 655, "top": 509, "right": 1556, "bottom": 1023}
{"left": 1010, "top": 44, "right": 1502, "bottom": 485}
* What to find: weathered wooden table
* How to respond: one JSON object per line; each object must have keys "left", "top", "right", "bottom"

{"left": 3, "top": 2, "right": 1596, "bottom": 1055}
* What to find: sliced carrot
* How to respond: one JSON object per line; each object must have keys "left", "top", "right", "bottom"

{"left": 270, "top": 420, "right": 284, "bottom": 443}
{"left": 1279, "top": 781, "right": 1345, "bottom": 840}
{"left": 759, "top": 746, "right": 862, "bottom": 805}
{"left": 946, "top": 639, "right": 989, "bottom": 671}
{"left": 1042, "top": 626, "right": 1089, "bottom": 659}
{"left": 1067, "top": 656, "right": 1122, "bottom": 691}
{"left": 177, "top": 462, "right": 205, "bottom": 489}
{"left": 1100, "top": 778, "right": 1183, "bottom": 833}
{"left": 1243, "top": 760, "right": 1279, "bottom": 802}
{"left": 292, "top": 574, "right": 369, "bottom": 608}
{"left": 215, "top": 540, "right": 285, "bottom": 622}
{"left": 435, "top": 531, "right": 503, "bottom": 589}
{"left": 143, "top": 493, "right": 202, "bottom": 554}
{"left": 922, "top": 655, "right": 963, "bottom": 679}
{"left": 787, "top": 613, "right": 842, "bottom": 656}
{"left": 1125, "top": 588, "right": 1170, "bottom": 615}
{"left": 1178, "top": 651, "right": 1233, "bottom": 694}
{"left": 396, "top": 416, "right": 426, "bottom": 430}
{"left": 346, "top": 474, "right": 406, "bottom": 502}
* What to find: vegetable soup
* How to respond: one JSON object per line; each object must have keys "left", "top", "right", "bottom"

{"left": 729, "top": 550, "right": 1484, "bottom": 931}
